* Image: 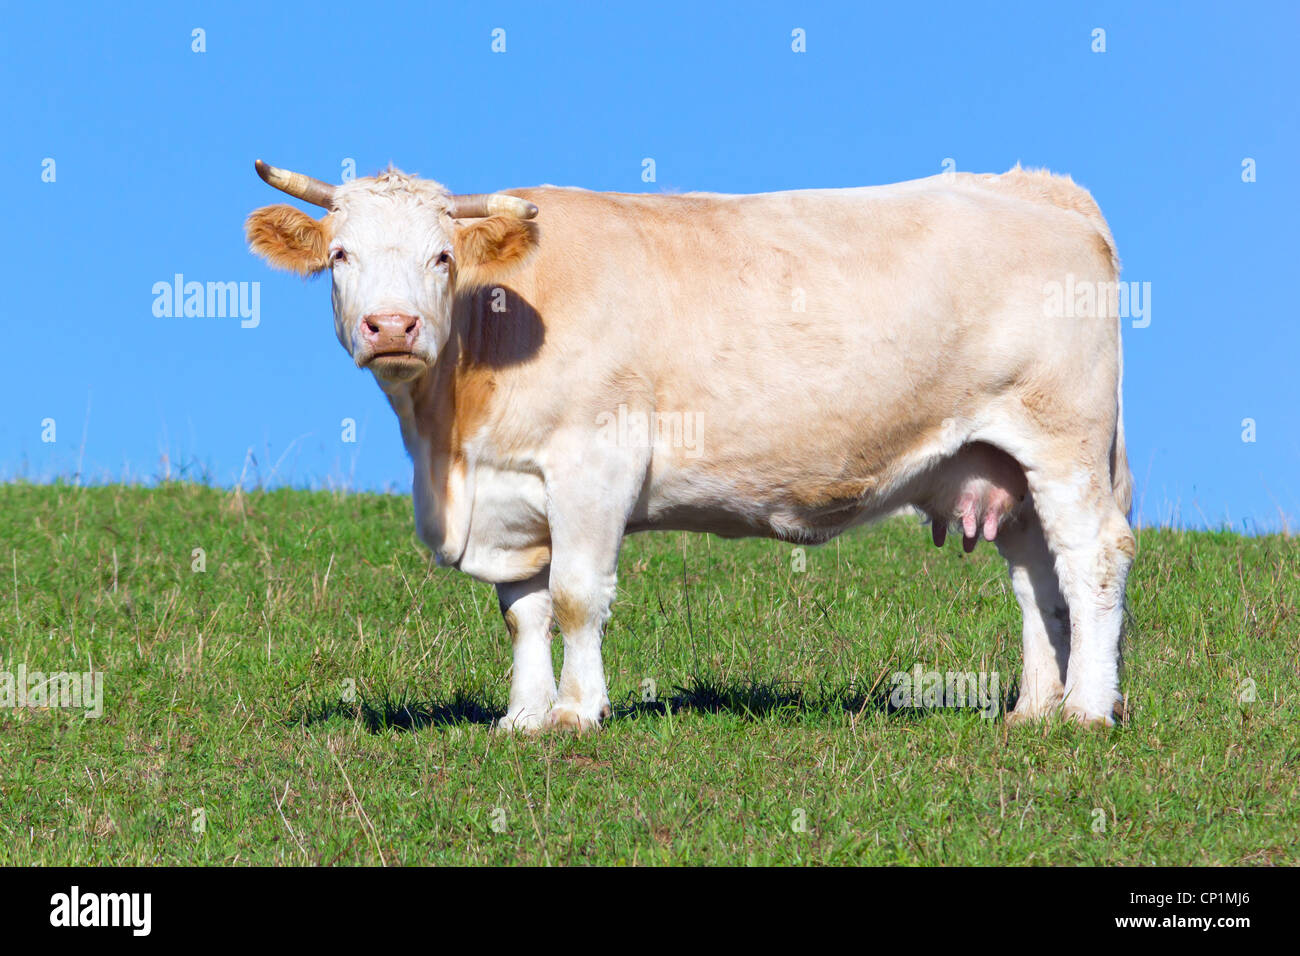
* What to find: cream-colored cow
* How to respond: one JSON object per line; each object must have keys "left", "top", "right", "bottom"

{"left": 247, "top": 160, "right": 1134, "bottom": 732}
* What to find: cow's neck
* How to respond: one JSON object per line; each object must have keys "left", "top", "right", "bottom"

{"left": 383, "top": 313, "right": 499, "bottom": 568}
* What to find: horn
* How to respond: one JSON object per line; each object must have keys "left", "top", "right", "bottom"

{"left": 254, "top": 159, "right": 337, "bottom": 209}
{"left": 448, "top": 193, "right": 539, "bottom": 220}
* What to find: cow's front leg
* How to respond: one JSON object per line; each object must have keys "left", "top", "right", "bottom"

{"left": 495, "top": 571, "right": 557, "bottom": 734}
{"left": 545, "top": 556, "right": 617, "bottom": 732}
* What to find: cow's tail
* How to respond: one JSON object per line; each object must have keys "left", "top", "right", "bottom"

{"left": 1098, "top": 210, "right": 1132, "bottom": 519}
{"left": 1110, "top": 333, "right": 1133, "bottom": 518}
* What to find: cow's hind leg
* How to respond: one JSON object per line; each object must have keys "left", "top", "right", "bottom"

{"left": 995, "top": 505, "right": 1071, "bottom": 722}
{"left": 495, "top": 571, "right": 558, "bottom": 733}
{"left": 1025, "top": 459, "right": 1135, "bottom": 726}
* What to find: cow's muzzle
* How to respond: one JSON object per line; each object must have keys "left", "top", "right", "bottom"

{"left": 359, "top": 312, "right": 427, "bottom": 379}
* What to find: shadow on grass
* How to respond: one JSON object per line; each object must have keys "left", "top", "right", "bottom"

{"left": 294, "top": 690, "right": 502, "bottom": 732}
{"left": 292, "top": 676, "right": 1017, "bottom": 733}
{"left": 617, "top": 677, "right": 1016, "bottom": 724}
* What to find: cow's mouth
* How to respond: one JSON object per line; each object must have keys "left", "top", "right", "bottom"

{"left": 365, "top": 352, "right": 428, "bottom": 380}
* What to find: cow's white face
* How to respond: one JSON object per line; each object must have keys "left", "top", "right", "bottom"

{"left": 327, "top": 179, "right": 457, "bottom": 384}
{"left": 247, "top": 169, "right": 538, "bottom": 387}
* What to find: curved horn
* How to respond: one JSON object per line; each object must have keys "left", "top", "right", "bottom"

{"left": 254, "top": 159, "right": 337, "bottom": 209}
{"left": 448, "top": 193, "right": 539, "bottom": 220}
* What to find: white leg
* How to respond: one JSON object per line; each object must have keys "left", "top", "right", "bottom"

{"left": 545, "top": 557, "right": 617, "bottom": 732}
{"left": 1028, "top": 470, "right": 1135, "bottom": 725}
{"left": 996, "top": 504, "right": 1071, "bottom": 722}
{"left": 540, "top": 437, "right": 646, "bottom": 732}
{"left": 495, "top": 571, "right": 557, "bottom": 733}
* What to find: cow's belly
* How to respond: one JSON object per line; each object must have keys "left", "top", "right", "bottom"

{"left": 630, "top": 466, "right": 898, "bottom": 544}
{"left": 628, "top": 405, "right": 937, "bottom": 543}
{"left": 629, "top": 416, "right": 1028, "bottom": 546}
{"left": 452, "top": 465, "right": 552, "bottom": 583}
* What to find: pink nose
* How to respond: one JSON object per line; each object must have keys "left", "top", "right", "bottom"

{"left": 361, "top": 313, "right": 421, "bottom": 352}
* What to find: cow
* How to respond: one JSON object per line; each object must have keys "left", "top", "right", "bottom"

{"left": 245, "top": 159, "right": 1135, "bottom": 733}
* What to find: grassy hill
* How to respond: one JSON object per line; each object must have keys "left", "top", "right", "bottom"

{"left": 0, "top": 482, "right": 1295, "bottom": 865}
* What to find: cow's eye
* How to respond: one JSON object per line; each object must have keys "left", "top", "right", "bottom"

{"left": 331, "top": 248, "right": 347, "bottom": 264}
{"left": 434, "top": 250, "right": 452, "bottom": 268}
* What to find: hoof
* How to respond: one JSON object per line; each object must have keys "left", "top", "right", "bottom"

{"left": 1005, "top": 691, "right": 1064, "bottom": 726}
{"left": 1062, "top": 703, "right": 1118, "bottom": 728}
{"left": 543, "top": 700, "right": 611, "bottom": 734}
{"left": 495, "top": 706, "right": 550, "bottom": 735}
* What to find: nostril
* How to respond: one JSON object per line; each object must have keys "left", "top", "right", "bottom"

{"left": 405, "top": 316, "right": 420, "bottom": 335}
{"left": 364, "top": 318, "right": 381, "bottom": 336}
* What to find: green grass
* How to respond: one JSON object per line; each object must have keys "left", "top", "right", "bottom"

{"left": 0, "top": 482, "right": 1295, "bottom": 865}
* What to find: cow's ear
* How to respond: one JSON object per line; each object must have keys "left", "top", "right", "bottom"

{"left": 245, "top": 204, "right": 333, "bottom": 276}
{"left": 452, "top": 216, "right": 539, "bottom": 289}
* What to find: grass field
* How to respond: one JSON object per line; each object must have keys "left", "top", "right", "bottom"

{"left": 0, "top": 481, "right": 1295, "bottom": 865}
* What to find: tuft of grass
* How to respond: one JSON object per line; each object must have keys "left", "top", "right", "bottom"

{"left": 0, "top": 481, "right": 1295, "bottom": 865}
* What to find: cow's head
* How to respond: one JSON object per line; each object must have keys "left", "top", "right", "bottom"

{"left": 245, "top": 161, "right": 538, "bottom": 385}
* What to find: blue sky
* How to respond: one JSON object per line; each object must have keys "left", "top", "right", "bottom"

{"left": 3, "top": 1, "right": 1296, "bottom": 531}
